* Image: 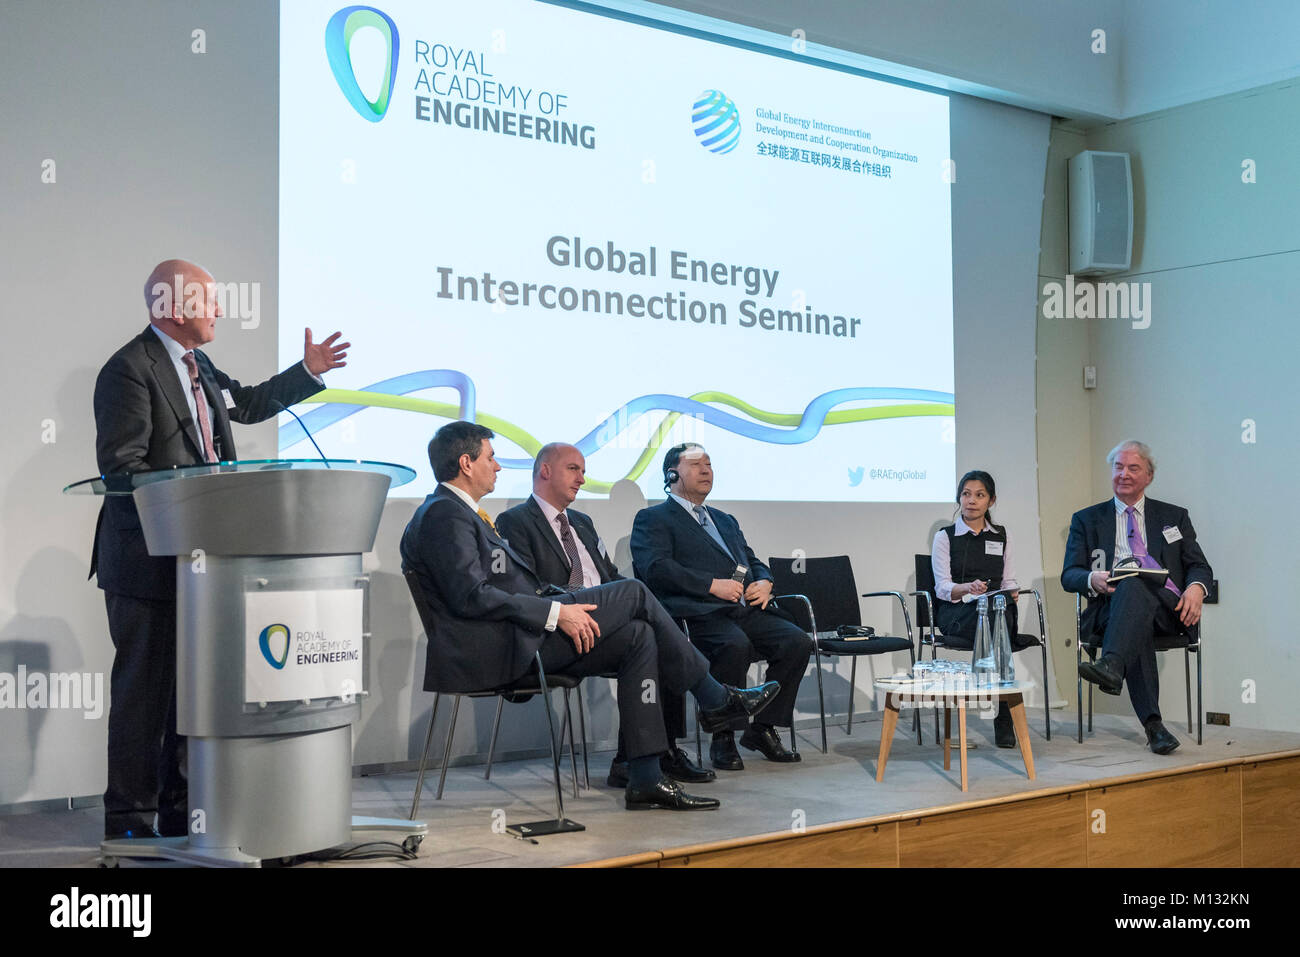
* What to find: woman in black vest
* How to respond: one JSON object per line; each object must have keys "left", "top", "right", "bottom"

{"left": 930, "top": 470, "right": 1019, "bottom": 746}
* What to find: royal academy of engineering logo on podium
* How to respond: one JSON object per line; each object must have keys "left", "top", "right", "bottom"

{"left": 258, "top": 623, "right": 292, "bottom": 671}
{"left": 692, "top": 89, "right": 741, "bottom": 154}
{"left": 325, "top": 5, "right": 400, "bottom": 122}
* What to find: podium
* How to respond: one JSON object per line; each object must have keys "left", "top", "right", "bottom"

{"left": 67, "top": 460, "right": 427, "bottom": 867}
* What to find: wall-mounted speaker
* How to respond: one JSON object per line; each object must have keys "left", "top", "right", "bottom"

{"left": 1069, "top": 150, "right": 1133, "bottom": 275}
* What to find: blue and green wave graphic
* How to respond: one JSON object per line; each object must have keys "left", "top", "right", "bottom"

{"left": 278, "top": 371, "right": 954, "bottom": 494}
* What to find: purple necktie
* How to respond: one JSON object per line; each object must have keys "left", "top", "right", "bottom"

{"left": 1124, "top": 506, "right": 1180, "bottom": 596}
{"left": 556, "top": 512, "right": 585, "bottom": 589}
{"left": 181, "top": 352, "right": 217, "bottom": 464}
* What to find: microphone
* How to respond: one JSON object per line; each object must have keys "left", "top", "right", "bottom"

{"left": 271, "top": 399, "right": 331, "bottom": 468}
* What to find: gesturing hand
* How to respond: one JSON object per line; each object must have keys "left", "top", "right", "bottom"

{"left": 557, "top": 603, "right": 601, "bottom": 654}
{"left": 304, "top": 329, "right": 350, "bottom": 376}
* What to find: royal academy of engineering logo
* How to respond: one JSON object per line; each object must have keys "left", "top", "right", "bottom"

{"left": 325, "top": 5, "right": 400, "bottom": 122}
{"left": 692, "top": 89, "right": 740, "bottom": 154}
{"left": 259, "top": 624, "right": 291, "bottom": 670}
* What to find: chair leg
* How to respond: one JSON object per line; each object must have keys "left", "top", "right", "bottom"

{"left": 813, "top": 646, "right": 828, "bottom": 754}
{"left": 1076, "top": 642, "right": 1083, "bottom": 744}
{"left": 534, "top": 661, "right": 567, "bottom": 822}
{"left": 1184, "top": 649, "right": 1193, "bottom": 735}
{"left": 1196, "top": 648, "right": 1203, "bottom": 745}
{"left": 846, "top": 657, "right": 857, "bottom": 735}
{"left": 576, "top": 684, "right": 590, "bottom": 790}
{"left": 562, "top": 688, "right": 580, "bottom": 799}
{"left": 484, "top": 696, "right": 505, "bottom": 780}
{"left": 910, "top": 648, "right": 921, "bottom": 745}
{"left": 1041, "top": 641, "right": 1051, "bottom": 741}
{"left": 436, "top": 695, "right": 462, "bottom": 801}
{"left": 409, "top": 693, "right": 441, "bottom": 820}
{"left": 695, "top": 715, "right": 703, "bottom": 767}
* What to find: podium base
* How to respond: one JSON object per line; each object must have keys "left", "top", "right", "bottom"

{"left": 100, "top": 816, "right": 431, "bottom": 868}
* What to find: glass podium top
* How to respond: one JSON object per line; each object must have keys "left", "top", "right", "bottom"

{"left": 63, "top": 459, "right": 417, "bottom": 495}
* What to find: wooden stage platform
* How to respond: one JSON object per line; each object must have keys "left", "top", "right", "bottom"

{"left": 2, "top": 712, "right": 1297, "bottom": 868}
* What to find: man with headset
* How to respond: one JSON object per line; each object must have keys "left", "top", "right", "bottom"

{"left": 630, "top": 442, "right": 812, "bottom": 771}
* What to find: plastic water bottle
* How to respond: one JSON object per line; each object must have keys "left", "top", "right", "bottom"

{"left": 992, "top": 594, "right": 1015, "bottom": 685}
{"left": 972, "top": 595, "right": 995, "bottom": 687}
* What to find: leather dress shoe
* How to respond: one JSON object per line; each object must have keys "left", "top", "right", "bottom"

{"left": 1145, "top": 719, "right": 1180, "bottom": 755}
{"left": 710, "top": 732, "right": 744, "bottom": 771}
{"left": 662, "top": 746, "right": 716, "bottom": 783}
{"left": 740, "top": 725, "right": 801, "bottom": 762}
{"left": 1078, "top": 654, "right": 1123, "bottom": 696}
{"left": 993, "top": 711, "right": 1016, "bottom": 749}
{"left": 698, "top": 681, "right": 780, "bottom": 734}
{"left": 625, "top": 777, "right": 720, "bottom": 811}
{"left": 607, "top": 748, "right": 717, "bottom": 787}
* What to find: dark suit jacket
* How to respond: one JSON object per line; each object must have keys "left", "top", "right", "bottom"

{"left": 630, "top": 498, "right": 776, "bottom": 620}
{"left": 91, "top": 325, "right": 323, "bottom": 599}
{"left": 495, "top": 496, "right": 621, "bottom": 587}
{"left": 1061, "top": 497, "right": 1213, "bottom": 637}
{"left": 401, "top": 485, "right": 565, "bottom": 693}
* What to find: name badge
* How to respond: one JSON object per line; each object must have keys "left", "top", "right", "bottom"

{"left": 596, "top": 537, "right": 609, "bottom": 560}
{"left": 985, "top": 540, "right": 1004, "bottom": 556}
{"left": 1162, "top": 526, "right": 1182, "bottom": 544}
{"left": 221, "top": 388, "right": 236, "bottom": 409}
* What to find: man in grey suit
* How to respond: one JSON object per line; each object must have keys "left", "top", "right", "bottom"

{"left": 494, "top": 442, "right": 714, "bottom": 788}
{"left": 1063, "top": 440, "right": 1213, "bottom": 755}
{"left": 92, "top": 258, "right": 349, "bottom": 839}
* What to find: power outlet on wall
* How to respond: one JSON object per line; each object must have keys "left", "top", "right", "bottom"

{"left": 1206, "top": 712, "right": 1230, "bottom": 726}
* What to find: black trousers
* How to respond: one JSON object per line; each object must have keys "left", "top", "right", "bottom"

{"left": 1093, "top": 576, "right": 1182, "bottom": 723}
{"left": 544, "top": 579, "right": 709, "bottom": 761}
{"left": 103, "top": 592, "right": 187, "bottom": 837}
{"left": 686, "top": 605, "right": 813, "bottom": 732}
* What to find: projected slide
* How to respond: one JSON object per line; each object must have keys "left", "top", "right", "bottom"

{"left": 279, "top": 0, "right": 954, "bottom": 501}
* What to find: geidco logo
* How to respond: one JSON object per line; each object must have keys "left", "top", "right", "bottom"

{"left": 692, "top": 89, "right": 740, "bottom": 154}
{"left": 259, "top": 624, "right": 291, "bottom": 670}
{"left": 325, "top": 5, "right": 400, "bottom": 122}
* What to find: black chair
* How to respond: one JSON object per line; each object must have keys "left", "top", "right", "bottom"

{"left": 1075, "top": 593, "right": 1202, "bottom": 745}
{"left": 768, "top": 555, "right": 919, "bottom": 753}
{"left": 914, "top": 555, "right": 1052, "bottom": 741}
{"left": 404, "top": 570, "right": 584, "bottom": 837}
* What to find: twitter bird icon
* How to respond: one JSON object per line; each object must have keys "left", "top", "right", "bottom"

{"left": 847, "top": 466, "right": 865, "bottom": 487}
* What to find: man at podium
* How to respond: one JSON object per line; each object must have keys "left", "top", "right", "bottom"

{"left": 90, "top": 258, "right": 349, "bottom": 840}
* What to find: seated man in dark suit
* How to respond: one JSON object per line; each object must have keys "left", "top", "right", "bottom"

{"left": 631, "top": 443, "right": 813, "bottom": 771}
{"left": 1063, "top": 440, "right": 1213, "bottom": 755}
{"left": 400, "top": 422, "right": 779, "bottom": 810}
{"left": 496, "top": 442, "right": 715, "bottom": 789}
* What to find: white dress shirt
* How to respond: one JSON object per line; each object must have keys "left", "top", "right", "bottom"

{"left": 532, "top": 494, "right": 602, "bottom": 588}
{"left": 441, "top": 482, "right": 560, "bottom": 631}
{"left": 150, "top": 325, "right": 217, "bottom": 455}
{"left": 931, "top": 515, "right": 1018, "bottom": 602}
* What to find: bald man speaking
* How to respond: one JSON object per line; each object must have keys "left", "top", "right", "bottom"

{"left": 91, "top": 259, "right": 348, "bottom": 840}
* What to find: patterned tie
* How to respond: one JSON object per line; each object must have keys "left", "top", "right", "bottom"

{"left": 476, "top": 508, "right": 496, "bottom": 532}
{"left": 181, "top": 352, "right": 217, "bottom": 463}
{"left": 1125, "top": 505, "right": 1180, "bottom": 596}
{"left": 694, "top": 505, "right": 745, "bottom": 604}
{"left": 555, "top": 512, "right": 585, "bottom": 589}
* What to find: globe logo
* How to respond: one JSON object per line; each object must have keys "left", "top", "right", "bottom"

{"left": 692, "top": 89, "right": 741, "bottom": 154}
{"left": 259, "top": 624, "right": 291, "bottom": 670}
